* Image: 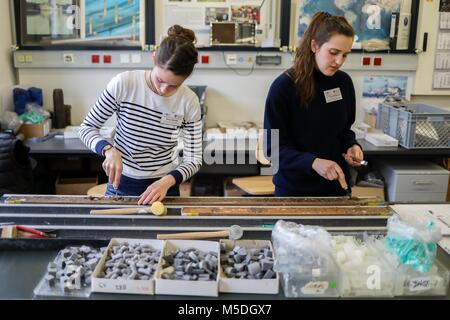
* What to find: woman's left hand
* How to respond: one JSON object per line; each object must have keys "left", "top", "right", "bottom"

{"left": 138, "top": 175, "right": 176, "bottom": 205}
{"left": 344, "top": 144, "right": 364, "bottom": 167}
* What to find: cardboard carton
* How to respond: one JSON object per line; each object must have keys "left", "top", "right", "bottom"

{"left": 19, "top": 118, "right": 51, "bottom": 139}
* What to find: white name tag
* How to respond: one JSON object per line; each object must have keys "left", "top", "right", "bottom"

{"left": 160, "top": 113, "right": 183, "bottom": 126}
{"left": 324, "top": 88, "right": 343, "bottom": 103}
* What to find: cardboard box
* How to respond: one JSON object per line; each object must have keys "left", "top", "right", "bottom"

{"left": 365, "top": 132, "right": 399, "bottom": 147}
{"left": 19, "top": 118, "right": 51, "bottom": 139}
{"left": 55, "top": 175, "right": 98, "bottom": 195}
{"left": 219, "top": 240, "right": 279, "bottom": 294}
{"left": 363, "top": 113, "right": 377, "bottom": 128}
{"left": 91, "top": 238, "right": 164, "bottom": 295}
{"left": 352, "top": 186, "right": 385, "bottom": 201}
{"left": 155, "top": 240, "right": 219, "bottom": 297}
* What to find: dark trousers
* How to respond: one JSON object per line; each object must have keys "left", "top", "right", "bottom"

{"left": 105, "top": 175, "right": 180, "bottom": 197}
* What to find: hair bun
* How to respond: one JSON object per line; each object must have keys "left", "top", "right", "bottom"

{"left": 167, "top": 25, "right": 196, "bottom": 43}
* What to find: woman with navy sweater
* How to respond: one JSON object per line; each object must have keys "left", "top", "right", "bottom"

{"left": 80, "top": 25, "right": 202, "bottom": 205}
{"left": 264, "top": 12, "right": 364, "bottom": 197}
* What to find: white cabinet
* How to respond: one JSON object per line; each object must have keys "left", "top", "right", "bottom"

{"left": 377, "top": 160, "right": 450, "bottom": 202}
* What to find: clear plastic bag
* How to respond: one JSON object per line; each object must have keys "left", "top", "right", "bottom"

{"left": 0, "top": 111, "right": 23, "bottom": 133}
{"left": 385, "top": 214, "right": 442, "bottom": 273}
{"left": 272, "top": 221, "right": 340, "bottom": 297}
{"left": 271, "top": 220, "right": 333, "bottom": 273}
{"left": 19, "top": 103, "right": 50, "bottom": 125}
{"left": 358, "top": 171, "right": 384, "bottom": 187}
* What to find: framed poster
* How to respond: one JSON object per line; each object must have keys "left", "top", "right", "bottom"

{"left": 15, "top": 0, "right": 151, "bottom": 48}
{"left": 160, "top": 0, "right": 274, "bottom": 48}
{"left": 19, "top": 0, "right": 81, "bottom": 45}
{"left": 293, "top": 0, "right": 403, "bottom": 50}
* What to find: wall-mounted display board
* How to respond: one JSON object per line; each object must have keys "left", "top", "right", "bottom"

{"left": 13, "top": 0, "right": 155, "bottom": 49}
{"left": 291, "top": 0, "right": 419, "bottom": 53}
{"left": 157, "top": 0, "right": 285, "bottom": 49}
{"left": 433, "top": 0, "right": 450, "bottom": 89}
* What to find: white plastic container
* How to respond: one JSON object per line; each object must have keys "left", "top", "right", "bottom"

{"left": 279, "top": 257, "right": 340, "bottom": 298}
{"left": 91, "top": 238, "right": 164, "bottom": 295}
{"left": 332, "top": 236, "right": 395, "bottom": 297}
{"left": 394, "top": 259, "right": 450, "bottom": 296}
{"left": 219, "top": 240, "right": 279, "bottom": 295}
{"left": 155, "top": 240, "right": 220, "bottom": 297}
{"left": 366, "top": 232, "right": 450, "bottom": 297}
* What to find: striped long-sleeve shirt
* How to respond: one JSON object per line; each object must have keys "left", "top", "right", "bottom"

{"left": 79, "top": 70, "right": 203, "bottom": 185}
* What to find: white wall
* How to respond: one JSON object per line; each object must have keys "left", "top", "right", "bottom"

{"left": 0, "top": 0, "right": 16, "bottom": 112}
{"left": 17, "top": 67, "right": 284, "bottom": 128}
{"left": 410, "top": 95, "right": 450, "bottom": 110}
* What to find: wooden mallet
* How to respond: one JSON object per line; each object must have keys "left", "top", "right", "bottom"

{"left": 157, "top": 225, "right": 244, "bottom": 240}
{"left": 90, "top": 201, "right": 167, "bottom": 216}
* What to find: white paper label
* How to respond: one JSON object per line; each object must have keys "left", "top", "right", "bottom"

{"left": 160, "top": 113, "right": 183, "bottom": 126}
{"left": 324, "top": 88, "right": 343, "bottom": 103}
{"left": 301, "top": 281, "right": 329, "bottom": 295}
{"left": 408, "top": 277, "right": 432, "bottom": 292}
{"left": 312, "top": 268, "right": 321, "bottom": 277}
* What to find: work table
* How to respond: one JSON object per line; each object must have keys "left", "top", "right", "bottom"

{"left": 0, "top": 197, "right": 449, "bottom": 300}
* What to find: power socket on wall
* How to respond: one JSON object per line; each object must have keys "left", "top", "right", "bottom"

{"left": 226, "top": 54, "right": 237, "bottom": 65}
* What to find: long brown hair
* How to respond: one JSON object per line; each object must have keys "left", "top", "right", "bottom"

{"left": 292, "top": 12, "right": 354, "bottom": 106}
{"left": 156, "top": 25, "right": 198, "bottom": 76}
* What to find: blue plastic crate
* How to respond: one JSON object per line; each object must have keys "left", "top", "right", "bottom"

{"left": 376, "top": 103, "right": 450, "bottom": 149}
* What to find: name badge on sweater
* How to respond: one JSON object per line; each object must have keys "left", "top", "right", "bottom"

{"left": 324, "top": 88, "right": 343, "bottom": 103}
{"left": 160, "top": 113, "right": 183, "bottom": 126}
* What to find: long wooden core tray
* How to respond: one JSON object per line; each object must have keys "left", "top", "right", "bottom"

{"left": 181, "top": 206, "right": 391, "bottom": 216}
{"left": 3, "top": 195, "right": 384, "bottom": 207}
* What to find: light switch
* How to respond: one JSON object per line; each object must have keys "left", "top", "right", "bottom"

{"left": 131, "top": 53, "right": 142, "bottom": 64}
{"left": 120, "top": 54, "right": 130, "bottom": 64}
{"left": 25, "top": 55, "right": 33, "bottom": 63}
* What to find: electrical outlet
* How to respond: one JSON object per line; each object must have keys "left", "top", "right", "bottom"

{"left": 63, "top": 53, "right": 75, "bottom": 64}
{"left": 226, "top": 54, "right": 237, "bottom": 65}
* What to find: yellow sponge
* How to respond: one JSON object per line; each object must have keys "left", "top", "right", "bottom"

{"left": 151, "top": 201, "right": 167, "bottom": 216}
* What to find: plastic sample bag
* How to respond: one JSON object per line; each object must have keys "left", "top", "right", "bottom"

{"left": 385, "top": 214, "right": 442, "bottom": 273}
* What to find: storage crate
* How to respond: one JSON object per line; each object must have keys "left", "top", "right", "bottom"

{"left": 278, "top": 258, "right": 340, "bottom": 298}
{"left": 331, "top": 236, "right": 395, "bottom": 297}
{"left": 376, "top": 103, "right": 450, "bottom": 149}
{"left": 393, "top": 259, "right": 450, "bottom": 296}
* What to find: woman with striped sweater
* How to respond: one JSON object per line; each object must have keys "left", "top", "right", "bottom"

{"left": 79, "top": 25, "right": 202, "bottom": 205}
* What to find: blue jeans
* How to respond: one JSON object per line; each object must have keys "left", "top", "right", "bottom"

{"left": 105, "top": 175, "right": 180, "bottom": 197}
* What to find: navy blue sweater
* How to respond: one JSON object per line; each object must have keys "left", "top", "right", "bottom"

{"left": 264, "top": 69, "right": 359, "bottom": 197}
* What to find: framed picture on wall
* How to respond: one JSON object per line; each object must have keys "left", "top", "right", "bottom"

{"left": 83, "top": 0, "right": 142, "bottom": 45}
{"left": 18, "top": 0, "right": 81, "bottom": 46}
{"left": 292, "top": 0, "right": 419, "bottom": 52}
{"left": 14, "top": 0, "right": 154, "bottom": 49}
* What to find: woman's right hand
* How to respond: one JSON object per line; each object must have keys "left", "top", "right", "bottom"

{"left": 312, "top": 158, "right": 347, "bottom": 188}
{"left": 102, "top": 147, "right": 123, "bottom": 189}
